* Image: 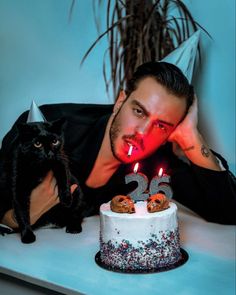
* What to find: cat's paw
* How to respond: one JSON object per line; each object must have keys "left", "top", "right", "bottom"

{"left": 59, "top": 189, "right": 72, "bottom": 207}
{"left": 21, "top": 229, "right": 36, "bottom": 244}
{"left": 66, "top": 224, "right": 82, "bottom": 234}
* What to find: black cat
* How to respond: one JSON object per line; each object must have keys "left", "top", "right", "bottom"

{"left": 0, "top": 118, "right": 85, "bottom": 243}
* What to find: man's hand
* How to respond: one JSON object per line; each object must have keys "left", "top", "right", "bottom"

{"left": 1, "top": 171, "right": 78, "bottom": 228}
{"left": 168, "top": 95, "right": 222, "bottom": 171}
{"left": 29, "top": 170, "right": 59, "bottom": 225}
{"left": 30, "top": 170, "right": 78, "bottom": 225}
{"left": 168, "top": 95, "right": 198, "bottom": 150}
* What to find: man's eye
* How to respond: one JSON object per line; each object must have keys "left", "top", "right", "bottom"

{"left": 34, "top": 141, "right": 42, "bottom": 148}
{"left": 133, "top": 108, "right": 144, "bottom": 117}
{"left": 155, "top": 122, "right": 167, "bottom": 131}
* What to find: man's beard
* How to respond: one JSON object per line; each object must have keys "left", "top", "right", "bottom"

{"left": 109, "top": 111, "right": 145, "bottom": 163}
{"left": 109, "top": 112, "right": 123, "bottom": 162}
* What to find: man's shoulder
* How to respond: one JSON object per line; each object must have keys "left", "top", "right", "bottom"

{"left": 39, "top": 103, "right": 113, "bottom": 121}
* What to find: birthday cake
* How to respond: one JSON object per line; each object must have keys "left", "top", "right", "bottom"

{"left": 99, "top": 196, "right": 182, "bottom": 272}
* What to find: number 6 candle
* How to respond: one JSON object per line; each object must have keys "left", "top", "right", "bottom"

{"left": 125, "top": 163, "right": 149, "bottom": 202}
{"left": 149, "top": 167, "right": 173, "bottom": 199}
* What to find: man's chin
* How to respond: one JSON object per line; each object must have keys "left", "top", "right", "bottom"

{"left": 114, "top": 154, "right": 127, "bottom": 164}
{"left": 111, "top": 142, "right": 141, "bottom": 164}
{"left": 112, "top": 150, "right": 132, "bottom": 164}
{"left": 117, "top": 153, "right": 140, "bottom": 164}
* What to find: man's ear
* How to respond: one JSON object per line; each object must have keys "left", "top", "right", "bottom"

{"left": 113, "top": 90, "right": 127, "bottom": 114}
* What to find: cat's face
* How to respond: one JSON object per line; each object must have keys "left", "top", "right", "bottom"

{"left": 17, "top": 119, "right": 65, "bottom": 160}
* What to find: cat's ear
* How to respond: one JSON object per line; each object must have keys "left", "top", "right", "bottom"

{"left": 17, "top": 123, "right": 33, "bottom": 134}
{"left": 17, "top": 123, "right": 35, "bottom": 140}
{"left": 50, "top": 118, "right": 66, "bottom": 133}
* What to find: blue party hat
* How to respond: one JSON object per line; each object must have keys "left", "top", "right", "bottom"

{"left": 161, "top": 30, "right": 201, "bottom": 82}
{"left": 27, "top": 100, "right": 46, "bottom": 123}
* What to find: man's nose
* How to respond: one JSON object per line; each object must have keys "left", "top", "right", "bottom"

{"left": 135, "top": 120, "right": 152, "bottom": 136}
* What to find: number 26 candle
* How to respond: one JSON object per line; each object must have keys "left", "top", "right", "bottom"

{"left": 125, "top": 163, "right": 149, "bottom": 202}
{"left": 149, "top": 168, "right": 173, "bottom": 199}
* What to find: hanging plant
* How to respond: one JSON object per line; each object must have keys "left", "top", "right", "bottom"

{"left": 70, "top": 0, "right": 206, "bottom": 100}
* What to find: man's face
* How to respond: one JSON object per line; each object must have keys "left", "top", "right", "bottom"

{"left": 109, "top": 77, "right": 187, "bottom": 163}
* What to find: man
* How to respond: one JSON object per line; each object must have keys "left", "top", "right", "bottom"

{"left": 1, "top": 62, "right": 236, "bottom": 227}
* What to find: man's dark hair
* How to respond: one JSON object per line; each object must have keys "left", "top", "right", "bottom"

{"left": 125, "top": 61, "right": 194, "bottom": 114}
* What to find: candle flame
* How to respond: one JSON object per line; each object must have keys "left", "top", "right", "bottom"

{"left": 158, "top": 167, "right": 163, "bottom": 177}
{"left": 133, "top": 162, "right": 139, "bottom": 173}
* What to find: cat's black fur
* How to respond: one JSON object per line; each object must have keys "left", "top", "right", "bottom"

{"left": 0, "top": 119, "right": 85, "bottom": 243}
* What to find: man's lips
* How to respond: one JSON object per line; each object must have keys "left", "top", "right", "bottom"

{"left": 123, "top": 135, "right": 145, "bottom": 152}
{"left": 125, "top": 140, "right": 138, "bottom": 152}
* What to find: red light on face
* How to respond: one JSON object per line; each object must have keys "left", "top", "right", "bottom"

{"left": 158, "top": 167, "right": 163, "bottom": 177}
{"left": 133, "top": 162, "right": 139, "bottom": 173}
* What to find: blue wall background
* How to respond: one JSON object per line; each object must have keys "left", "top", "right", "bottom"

{"left": 0, "top": 0, "right": 235, "bottom": 173}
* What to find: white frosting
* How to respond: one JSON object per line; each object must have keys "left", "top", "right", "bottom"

{"left": 100, "top": 201, "right": 178, "bottom": 247}
{"left": 99, "top": 201, "right": 181, "bottom": 270}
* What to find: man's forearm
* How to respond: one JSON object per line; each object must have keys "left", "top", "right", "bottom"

{"left": 178, "top": 131, "right": 222, "bottom": 171}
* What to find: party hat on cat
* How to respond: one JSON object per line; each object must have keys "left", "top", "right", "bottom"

{"left": 161, "top": 30, "right": 200, "bottom": 82}
{"left": 27, "top": 100, "right": 46, "bottom": 123}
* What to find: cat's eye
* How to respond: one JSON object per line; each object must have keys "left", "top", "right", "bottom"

{"left": 52, "top": 139, "right": 60, "bottom": 146}
{"left": 34, "top": 141, "right": 42, "bottom": 148}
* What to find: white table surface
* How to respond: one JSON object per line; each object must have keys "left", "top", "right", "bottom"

{"left": 0, "top": 202, "right": 235, "bottom": 295}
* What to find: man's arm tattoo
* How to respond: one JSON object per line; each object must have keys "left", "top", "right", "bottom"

{"left": 201, "top": 145, "right": 210, "bottom": 157}
{"left": 183, "top": 145, "right": 195, "bottom": 152}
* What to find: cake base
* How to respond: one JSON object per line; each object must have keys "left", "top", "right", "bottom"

{"left": 95, "top": 248, "right": 188, "bottom": 274}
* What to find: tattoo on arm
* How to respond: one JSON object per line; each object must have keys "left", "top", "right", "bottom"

{"left": 201, "top": 145, "right": 210, "bottom": 157}
{"left": 183, "top": 146, "right": 195, "bottom": 151}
